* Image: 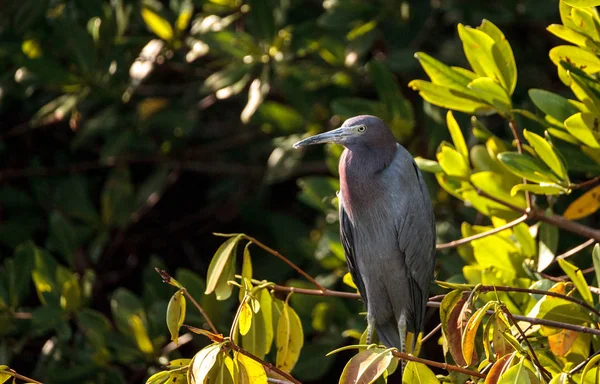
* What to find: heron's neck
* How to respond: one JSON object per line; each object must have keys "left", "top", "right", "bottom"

{"left": 339, "top": 144, "right": 396, "bottom": 207}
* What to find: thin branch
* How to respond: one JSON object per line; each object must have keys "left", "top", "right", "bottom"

{"left": 232, "top": 344, "right": 301, "bottom": 384}
{"left": 2, "top": 368, "right": 43, "bottom": 384}
{"left": 243, "top": 236, "right": 326, "bottom": 292}
{"left": 391, "top": 350, "right": 486, "bottom": 379}
{"left": 501, "top": 306, "right": 551, "bottom": 381}
{"left": 570, "top": 175, "right": 600, "bottom": 190}
{"left": 569, "top": 349, "right": 600, "bottom": 375}
{"left": 541, "top": 266, "right": 595, "bottom": 283}
{"left": 477, "top": 190, "right": 600, "bottom": 242}
{"left": 478, "top": 285, "right": 600, "bottom": 319}
{"left": 229, "top": 296, "right": 247, "bottom": 341}
{"left": 556, "top": 239, "right": 596, "bottom": 261}
{"left": 436, "top": 215, "right": 527, "bottom": 249}
{"left": 162, "top": 332, "right": 194, "bottom": 355}
{"left": 509, "top": 119, "right": 534, "bottom": 211}
{"left": 421, "top": 323, "right": 441, "bottom": 344}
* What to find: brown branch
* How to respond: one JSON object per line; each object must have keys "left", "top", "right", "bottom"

{"left": 570, "top": 175, "right": 600, "bottom": 190}
{"left": 391, "top": 350, "right": 486, "bottom": 379}
{"left": 569, "top": 349, "right": 600, "bottom": 375}
{"left": 243, "top": 236, "right": 326, "bottom": 292}
{"left": 436, "top": 215, "right": 527, "bottom": 250}
{"left": 2, "top": 368, "right": 43, "bottom": 384}
{"left": 501, "top": 306, "right": 551, "bottom": 381}
{"left": 478, "top": 285, "right": 600, "bottom": 319}
{"left": 232, "top": 343, "right": 301, "bottom": 384}
{"left": 541, "top": 267, "right": 595, "bottom": 283}
{"left": 421, "top": 323, "right": 441, "bottom": 344}
{"left": 508, "top": 119, "right": 533, "bottom": 211}
{"left": 556, "top": 239, "right": 596, "bottom": 261}
{"left": 477, "top": 190, "right": 600, "bottom": 242}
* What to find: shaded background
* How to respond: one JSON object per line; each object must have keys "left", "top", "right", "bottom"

{"left": 0, "top": 0, "right": 581, "bottom": 383}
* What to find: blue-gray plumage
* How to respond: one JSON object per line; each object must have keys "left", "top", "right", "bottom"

{"left": 294, "top": 115, "right": 436, "bottom": 377}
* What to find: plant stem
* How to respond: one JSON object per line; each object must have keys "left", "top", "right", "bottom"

{"left": 436, "top": 214, "right": 527, "bottom": 249}
{"left": 477, "top": 190, "right": 600, "bottom": 242}
{"left": 421, "top": 323, "right": 442, "bottom": 344}
{"left": 556, "top": 238, "right": 596, "bottom": 261}
{"left": 183, "top": 289, "right": 219, "bottom": 335}
{"left": 243, "top": 235, "right": 326, "bottom": 291}
{"left": 3, "top": 368, "right": 43, "bottom": 384}
{"left": 570, "top": 175, "right": 600, "bottom": 189}
{"left": 391, "top": 350, "right": 486, "bottom": 378}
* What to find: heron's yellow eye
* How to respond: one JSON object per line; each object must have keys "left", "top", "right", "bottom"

{"left": 358, "top": 125, "right": 366, "bottom": 132}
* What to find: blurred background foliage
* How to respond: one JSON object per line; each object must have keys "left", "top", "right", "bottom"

{"left": 0, "top": 0, "right": 593, "bottom": 383}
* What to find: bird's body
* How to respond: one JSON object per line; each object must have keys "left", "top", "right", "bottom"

{"left": 293, "top": 115, "right": 436, "bottom": 378}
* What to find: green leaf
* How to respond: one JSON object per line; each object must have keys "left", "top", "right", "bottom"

{"left": 523, "top": 130, "right": 569, "bottom": 181}
{"left": 408, "top": 80, "right": 494, "bottom": 115}
{"left": 414, "top": 157, "right": 443, "bottom": 173}
{"left": 205, "top": 235, "right": 242, "bottom": 299}
{"left": 457, "top": 24, "right": 511, "bottom": 92}
{"left": 45, "top": 211, "right": 79, "bottom": 266}
{"left": 564, "top": 113, "right": 600, "bottom": 148}
{"left": 275, "top": 301, "right": 304, "bottom": 373}
{"left": 510, "top": 183, "right": 569, "bottom": 196}
{"left": 401, "top": 362, "right": 439, "bottom": 384}
{"left": 467, "top": 76, "right": 512, "bottom": 113}
{"left": 246, "top": 0, "right": 276, "bottom": 42}
{"left": 547, "top": 128, "right": 581, "bottom": 145}
{"left": 478, "top": 19, "right": 517, "bottom": 95}
{"left": 239, "top": 243, "right": 253, "bottom": 301}
{"left": 101, "top": 167, "right": 135, "bottom": 228}
{"left": 498, "top": 361, "right": 533, "bottom": 384}
{"left": 166, "top": 289, "right": 186, "bottom": 345}
{"left": 141, "top": 7, "right": 174, "bottom": 40}
{"left": 339, "top": 348, "right": 394, "bottom": 384}
{"left": 437, "top": 145, "right": 471, "bottom": 178}
{"left": 446, "top": 111, "right": 469, "bottom": 161}
{"left": 557, "top": 258, "right": 595, "bottom": 304}
{"left": 413, "top": 52, "right": 473, "bottom": 90}
{"left": 188, "top": 343, "right": 222, "bottom": 384}
{"left": 60, "top": 274, "right": 81, "bottom": 312}
{"left": 497, "top": 152, "right": 563, "bottom": 184}
{"left": 110, "top": 288, "right": 154, "bottom": 354}
{"left": 528, "top": 89, "right": 580, "bottom": 123}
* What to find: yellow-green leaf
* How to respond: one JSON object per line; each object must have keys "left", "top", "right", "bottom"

{"left": 239, "top": 243, "right": 253, "bottom": 301}
{"left": 557, "top": 258, "right": 594, "bottom": 304}
{"left": 497, "top": 361, "right": 532, "bottom": 384}
{"left": 478, "top": 19, "right": 517, "bottom": 95}
{"left": 497, "top": 152, "right": 563, "bottom": 184}
{"left": 214, "top": 353, "right": 235, "bottom": 384}
{"left": 594, "top": 244, "right": 600, "bottom": 291}
{"left": 188, "top": 343, "right": 222, "bottom": 384}
{"left": 547, "top": 128, "right": 581, "bottom": 144}
{"left": 343, "top": 272, "right": 357, "bottom": 289}
{"left": 414, "top": 157, "right": 443, "bottom": 173}
{"left": 437, "top": 145, "right": 471, "bottom": 178}
{"left": 547, "top": 24, "right": 600, "bottom": 53}
{"left": 146, "top": 371, "right": 170, "bottom": 384}
{"left": 129, "top": 314, "right": 154, "bottom": 354}
{"left": 467, "top": 77, "right": 512, "bottom": 113}
{"left": 339, "top": 348, "right": 394, "bottom": 384}
{"left": 563, "top": 0, "right": 600, "bottom": 10}
{"left": 550, "top": 46, "right": 600, "bottom": 77}
{"left": 462, "top": 301, "right": 495, "bottom": 366}
{"left": 408, "top": 80, "right": 494, "bottom": 115}
{"left": 60, "top": 275, "right": 81, "bottom": 312}
{"left": 564, "top": 185, "right": 600, "bottom": 219}
{"left": 413, "top": 52, "right": 473, "bottom": 90}
{"left": 275, "top": 301, "right": 304, "bottom": 372}
{"left": 523, "top": 130, "right": 568, "bottom": 181}
{"left": 447, "top": 111, "right": 469, "bottom": 160}
{"left": 236, "top": 352, "right": 267, "bottom": 384}
{"left": 402, "top": 362, "right": 439, "bottom": 384}
{"left": 141, "top": 7, "right": 174, "bottom": 41}
{"left": 175, "top": 0, "right": 193, "bottom": 32}
{"left": 166, "top": 289, "right": 186, "bottom": 345}
{"left": 205, "top": 235, "right": 241, "bottom": 298}
{"left": 510, "top": 183, "right": 569, "bottom": 196}
{"left": 528, "top": 88, "right": 580, "bottom": 125}
{"left": 571, "top": 7, "right": 600, "bottom": 41}
{"left": 239, "top": 301, "right": 253, "bottom": 336}
{"left": 458, "top": 24, "right": 511, "bottom": 92}
{"left": 471, "top": 171, "right": 527, "bottom": 208}
{"left": 564, "top": 113, "right": 600, "bottom": 148}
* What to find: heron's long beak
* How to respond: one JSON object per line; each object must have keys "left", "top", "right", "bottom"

{"left": 293, "top": 126, "right": 354, "bottom": 149}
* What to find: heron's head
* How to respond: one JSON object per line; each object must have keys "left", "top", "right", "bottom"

{"left": 293, "top": 115, "right": 396, "bottom": 150}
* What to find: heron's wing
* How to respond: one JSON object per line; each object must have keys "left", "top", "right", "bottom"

{"left": 340, "top": 201, "right": 367, "bottom": 305}
{"left": 398, "top": 162, "right": 436, "bottom": 334}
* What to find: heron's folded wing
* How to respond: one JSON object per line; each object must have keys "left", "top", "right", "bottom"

{"left": 398, "top": 162, "right": 436, "bottom": 333}
{"left": 340, "top": 202, "right": 367, "bottom": 304}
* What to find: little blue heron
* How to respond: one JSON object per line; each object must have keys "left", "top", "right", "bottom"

{"left": 294, "top": 115, "right": 436, "bottom": 377}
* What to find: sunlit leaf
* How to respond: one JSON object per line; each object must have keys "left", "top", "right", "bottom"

{"left": 549, "top": 328, "right": 580, "bottom": 356}
{"left": 413, "top": 52, "right": 472, "bottom": 90}
{"left": 497, "top": 361, "right": 533, "bottom": 384}
{"left": 484, "top": 354, "right": 513, "bottom": 384}
{"left": 523, "top": 130, "right": 568, "bottom": 181}
{"left": 547, "top": 24, "right": 600, "bottom": 53}
{"left": 275, "top": 301, "right": 304, "bottom": 372}
{"left": 439, "top": 290, "right": 474, "bottom": 366}
{"left": 497, "top": 152, "right": 563, "bottom": 184}
{"left": 343, "top": 272, "right": 357, "bottom": 290}
{"left": 236, "top": 352, "right": 267, "bottom": 384}
{"left": 414, "top": 157, "right": 443, "bottom": 173}
{"left": 510, "top": 183, "right": 569, "bottom": 196}
{"left": 188, "top": 343, "right": 222, "bottom": 384}
{"left": 550, "top": 46, "right": 600, "bottom": 79}
{"left": 239, "top": 301, "right": 253, "bottom": 336}
{"left": 146, "top": 371, "right": 170, "bottom": 384}
{"left": 467, "top": 77, "right": 512, "bottom": 113}
{"left": 166, "top": 289, "right": 186, "bottom": 345}
{"left": 563, "top": 0, "right": 600, "bottom": 8}
{"left": 339, "top": 348, "right": 394, "bottom": 384}
{"left": 557, "top": 258, "right": 594, "bottom": 304}
{"left": 437, "top": 144, "right": 471, "bottom": 178}
{"left": 408, "top": 80, "right": 494, "bottom": 115}
{"left": 462, "top": 301, "right": 495, "bottom": 366}
{"left": 402, "top": 362, "right": 439, "bottom": 384}
{"left": 446, "top": 111, "right": 469, "bottom": 161}
{"left": 205, "top": 235, "right": 242, "bottom": 299}
{"left": 564, "top": 185, "right": 600, "bottom": 219}
{"left": 478, "top": 19, "right": 517, "bottom": 95}
{"left": 141, "top": 7, "right": 174, "bottom": 41}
